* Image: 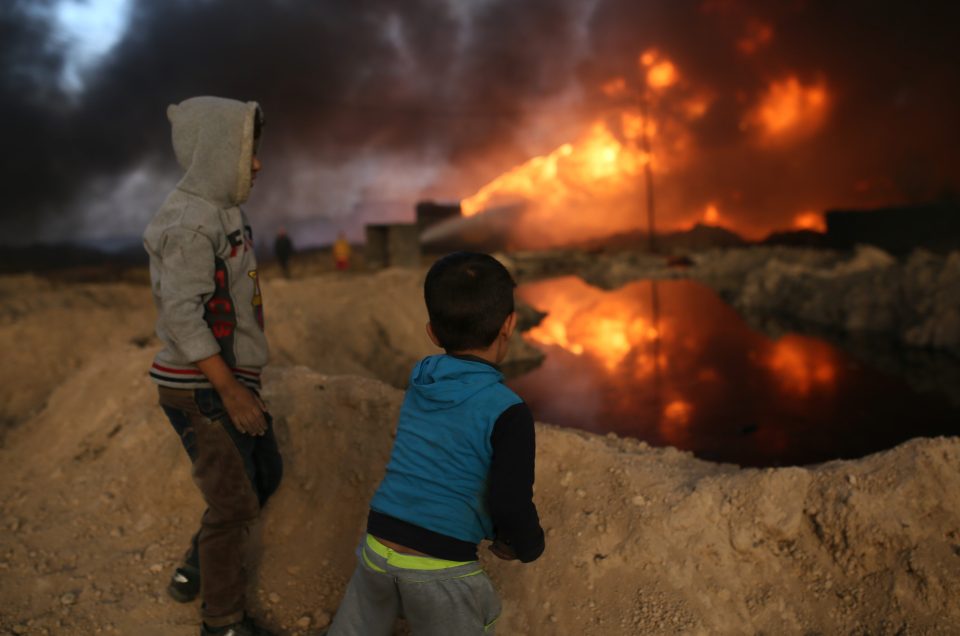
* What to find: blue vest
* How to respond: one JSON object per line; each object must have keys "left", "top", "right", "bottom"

{"left": 370, "top": 355, "right": 523, "bottom": 544}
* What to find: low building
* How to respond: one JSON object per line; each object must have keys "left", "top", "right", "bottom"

{"left": 365, "top": 223, "right": 421, "bottom": 269}
{"left": 826, "top": 202, "right": 960, "bottom": 254}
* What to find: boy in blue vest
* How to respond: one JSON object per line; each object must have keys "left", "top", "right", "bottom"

{"left": 326, "top": 251, "right": 545, "bottom": 635}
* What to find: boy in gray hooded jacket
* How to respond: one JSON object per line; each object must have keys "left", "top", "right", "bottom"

{"left": 143, "top": 96, "right": 281, "bottom": 636}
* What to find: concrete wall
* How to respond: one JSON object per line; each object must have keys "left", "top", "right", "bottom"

{"left": 365, "top": 224, "right": 421, "bottom": 268}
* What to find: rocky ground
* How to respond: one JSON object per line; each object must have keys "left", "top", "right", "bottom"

{"left": 1, "top": 262, "right": 959, "bottom": 635}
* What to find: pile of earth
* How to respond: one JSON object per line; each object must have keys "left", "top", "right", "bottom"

{"left": 1, "top": 268, "right": 959, "bottom": 635}
{"left": 0, "top": 269, "right": 541, "bottom": 433}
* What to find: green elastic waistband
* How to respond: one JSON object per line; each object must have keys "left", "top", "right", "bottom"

{"left": 364, "top": 534, "right": 476, "bottom": 572}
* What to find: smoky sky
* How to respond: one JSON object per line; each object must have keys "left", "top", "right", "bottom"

{"left": 581, "top": 0, "right": 960, "bottom": 234}
{"left": 3, "top": 0, "right": 959, "bottom": 245}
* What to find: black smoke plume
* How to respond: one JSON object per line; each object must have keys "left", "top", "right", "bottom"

{"left": 2, "top": 0, "right": 958, "bottom": 245}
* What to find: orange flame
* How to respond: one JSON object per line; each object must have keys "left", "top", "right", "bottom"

{"left": 737, "top": 20, "right": 774, "bottom": 55}
{"left": 660, "top": 398, "right": 694, "bottom": 446}
{"left": 647, "top": 61, "right": 679, "bottom": 89}
{"left": 602, "top": 76, "right": 628, "bottom": 98}
{"left": 461, "top": 119, "right": 675, "bottom": 245}
{"left": 793, "top": 210, "right": 826, "bottom": 232}
{"left": 702, "top": 203, "right": 721, "bottom": 225}
{"left": 621, "top": 111, "right": 646, "bottom": 141}
{"left": 460, "top": 143, "right": 575, "bottom": 217}
{"left": 459, "top": 51, "right": 831, "bottom": 245}
{"left": 460, "top": 54, "right": 701, "bottom": 245}
{"left": 682, "top": 96, "right": 710, "bottom": 120}
{"left": 663, "top": 399, "right": 693, "bottom": 423}
{"left": 639, "top": 49, "right": 679, "bottom": 90}
{"left": 745, "top": 76, "right": 829, "bottom": 142}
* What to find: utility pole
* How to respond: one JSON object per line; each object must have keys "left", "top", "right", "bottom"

{"left": 639, "top": 89, "right": 657, "bottom": 253}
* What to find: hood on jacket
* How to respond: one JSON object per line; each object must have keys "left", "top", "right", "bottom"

{"left": 406, "top": 355, "right": 504, "bottom": 412}
{"left": 167, "top": 96, "right": 262, "bottom": 207}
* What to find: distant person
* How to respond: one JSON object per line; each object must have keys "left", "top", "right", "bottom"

{"left": 143, "top": 96, "right": 282, "bottom": 636}
{"left": 273, "top": 227, "right": 294, "bottom": 278}
{"left": 332, "top": 231, "right": 351, "bottom": 271}
{"left": 325, "top": 252, "right": 545, "bottom": 635}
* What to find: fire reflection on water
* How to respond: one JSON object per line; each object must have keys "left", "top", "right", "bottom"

{"left": 508, "top": 276, "right": 958, "bottom": 467}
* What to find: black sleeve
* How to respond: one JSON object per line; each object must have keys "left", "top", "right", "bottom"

{"left": 488, "top": 402, "right": 545, "bottom": 563}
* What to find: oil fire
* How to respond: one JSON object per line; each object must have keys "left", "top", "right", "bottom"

{"left": 459, "top": 119, "right": 664, "bottom": 247}
{"left": 460, "top": 47, "right": 833, "bottom": 247}
{"left": 601, "top": 77, "right": 628, "bottom": 98}
{"left": 793, "top": 210, "right": 826, "bottom": 232}
{"left": 737, "top": 20, "right": 774, "bottom": 55}
{"left": 702, "top": 203, "right": 722, "bottom": 225}
{"left": 459, "top": 121, "right": 650, "bottom": 223}
{"left": 660, "top": 398, "right": 694, "bottom": 447}
{"left": 746, "top": 76, "right": 829, "bottom": 142}
{"left": 643, "top": 49, "right": 679, "bottom": 90}
{"left": 460, "top": 50, "right": 704, "bottom": 246}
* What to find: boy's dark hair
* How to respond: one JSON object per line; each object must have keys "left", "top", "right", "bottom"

{"left": 424, "top": 252, "right": 516, "bottom": 352}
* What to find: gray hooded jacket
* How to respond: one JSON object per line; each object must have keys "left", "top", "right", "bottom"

{"left": 143, "top": 96, "right": 268, "bottom": 389}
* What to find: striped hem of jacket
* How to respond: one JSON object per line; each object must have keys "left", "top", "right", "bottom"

{"left": 148, "top": 361, "right": 262, "bottom": 390}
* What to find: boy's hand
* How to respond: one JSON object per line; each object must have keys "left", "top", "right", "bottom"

{"left": 220, "top": 381, "right": 269, "bottom": 436}
{"left": 488, "top": 540, "right": 518, "bottom": 561}
{"left": 195, "top": 354, "right": 269, "bottom": 436}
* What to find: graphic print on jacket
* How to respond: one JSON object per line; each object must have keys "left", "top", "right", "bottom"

{"left": 206, "top": 257, "right": 237, "bottom": 365}
{"left": 204, "top": 224, "right": 265, "bottom": 367}
{"left": 248, "top": 269, "right": 264, "bottom": 330}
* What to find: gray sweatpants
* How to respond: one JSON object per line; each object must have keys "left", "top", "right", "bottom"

{"left": 327, "top": 534, "right": 501, "bottom": 636}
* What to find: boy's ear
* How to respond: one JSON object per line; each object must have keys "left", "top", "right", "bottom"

{"left": 425, "top": 322, "right": 443, "bottom": 348}
{"left": 501, "top": 311, "right": 518, "bottom": 339}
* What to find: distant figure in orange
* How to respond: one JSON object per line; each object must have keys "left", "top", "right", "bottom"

{"left": 333, "top": 231, "right": 351, "bottom": 271}
{"left": 273, "top": 227, "right": 294, "bottom": 278}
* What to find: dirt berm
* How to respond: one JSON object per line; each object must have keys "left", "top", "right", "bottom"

{"left": 1, "top": 344, "right": 959, "bottom": 634}
{"left": 1, "top": 269, "right": 959, "bottom": 634}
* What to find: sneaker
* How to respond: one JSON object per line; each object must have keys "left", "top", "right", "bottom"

{"left": 166, "top": 564, "right": 201, "bottom": 603}
{"left": 201, "top": 616, "right": 275, "bottom": 636}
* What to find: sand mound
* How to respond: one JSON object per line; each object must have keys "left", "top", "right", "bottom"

{"left": 264, "top": 268, "right": 543, "bottom": 387}
{"left": 0, "top": 275, "right": 157, "bottom": 429}
{"left": 0, "top": 270, "right": 540, "bottom": 436}
{"left": 2, "top": 268, "right": 959, "bottom": 634}
{"left": 2, "top": 341, "right": 959, "bottom": 635}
